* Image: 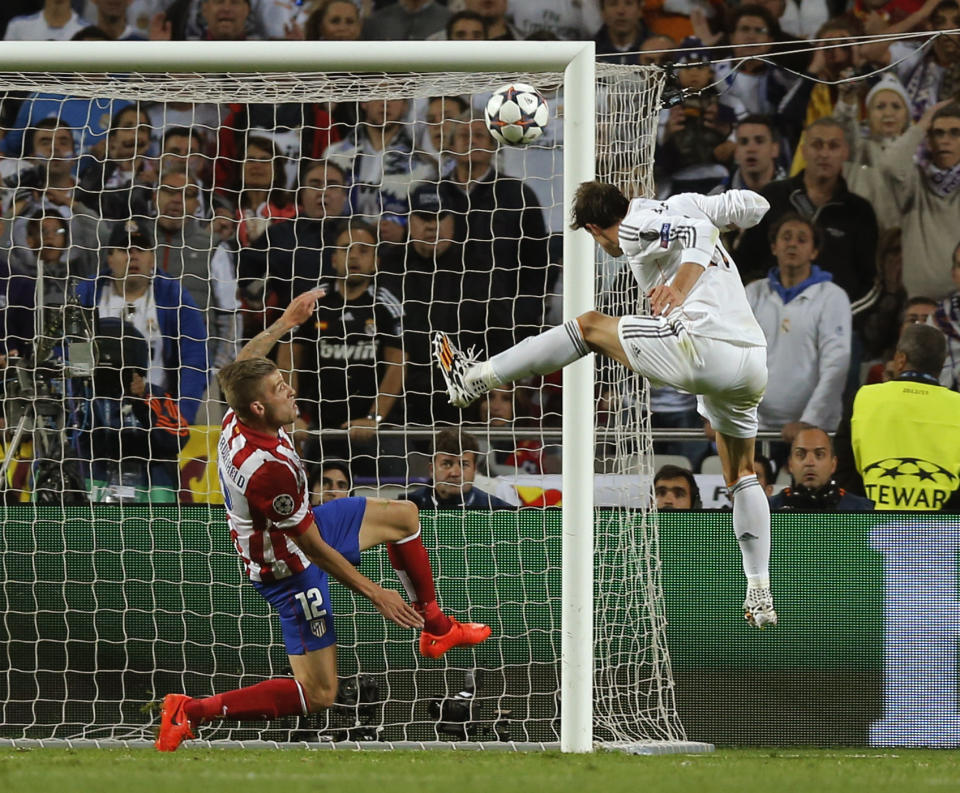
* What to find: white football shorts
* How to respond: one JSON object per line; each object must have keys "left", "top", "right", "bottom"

{"left": 617, "top": 314, "right": 767, "bottom": 438}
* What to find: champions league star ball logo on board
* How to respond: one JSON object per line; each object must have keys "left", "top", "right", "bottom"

{"left": 272, "top": 494, "right": 296, "bottom": 516}
{"left": 862, "top": 457, "right": 959, "bottom": 509}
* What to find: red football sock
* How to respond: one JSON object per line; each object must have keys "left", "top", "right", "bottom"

{"left": 387, "top": 531, "right": 452, "bottom": 636}
{"left": 184, "top": 678, "right": 307, "bottom": 724}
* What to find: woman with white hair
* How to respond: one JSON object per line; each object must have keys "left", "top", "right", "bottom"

{"left": 836, "top": 75, "right": 913, "bottom": 233}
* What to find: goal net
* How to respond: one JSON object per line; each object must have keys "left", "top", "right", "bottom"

{"left": 0, "top": 45, "right": 686, "bottom": 749}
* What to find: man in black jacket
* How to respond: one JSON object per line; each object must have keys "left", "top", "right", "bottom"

{"left": 444, "top": 113, "right": 552, "bottom": 355}
{"left": 405, "top": 429, "right": 514, "bottom": 510}
{"left": 770, "top": 425, "right": 874, "bottom": 511}
{"left": 735, "top": 117, "right": 879, "bottom": 317}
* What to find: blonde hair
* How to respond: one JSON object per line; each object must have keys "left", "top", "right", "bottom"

{"left": 217, "top": 358, "right": 277, "bottom": 418}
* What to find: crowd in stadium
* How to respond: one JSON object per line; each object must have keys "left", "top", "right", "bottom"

{"left": 0, "top": 0, "right": 958, "bottom": 509}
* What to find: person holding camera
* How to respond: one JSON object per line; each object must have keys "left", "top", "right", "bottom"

{"left": 84, "top": 317, "right": 189, "bottom": 501}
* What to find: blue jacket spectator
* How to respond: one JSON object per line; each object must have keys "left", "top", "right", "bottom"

{"left": 76, "top": 220, "right": 209, "bottom": 424}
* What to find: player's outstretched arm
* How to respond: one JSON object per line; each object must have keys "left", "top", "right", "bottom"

{"left": 291, "top": 523, "right": 424, "bottom": 629}
{"left": 679, "top": 190, "right": 771, "bottom": 231}
{"left": 236, "top": 287, "right": 326, "bottom": 362}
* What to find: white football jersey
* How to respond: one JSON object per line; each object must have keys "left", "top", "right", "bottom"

{"left": 618, "top": 190, "right": 769, "bottom": 349}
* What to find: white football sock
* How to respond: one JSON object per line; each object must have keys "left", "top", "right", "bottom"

{"left": 481, "top": 319, "right": 590, "bottom": 388}
{"left": 729, "top": 474, "right": 771, "bottom": 586}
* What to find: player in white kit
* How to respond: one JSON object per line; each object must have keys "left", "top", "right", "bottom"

{"left": 435, "top": 182, "right": 777, "bottom": 628}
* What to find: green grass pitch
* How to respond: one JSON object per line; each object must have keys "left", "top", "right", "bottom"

{"left": 3, "top": 748, "right": 959, "bottom": 793}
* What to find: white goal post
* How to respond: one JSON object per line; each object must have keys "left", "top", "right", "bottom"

{"left": 0, "top": 40, "right": 698, "bottom": 754}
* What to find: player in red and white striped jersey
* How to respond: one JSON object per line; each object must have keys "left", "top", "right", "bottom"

{"left": 156, "top": 289, "right": 490, "bottom": 752}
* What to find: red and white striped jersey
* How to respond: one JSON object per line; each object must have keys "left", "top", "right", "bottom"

{"left": 217, "top": 409, "right": 314, "bottom": 583}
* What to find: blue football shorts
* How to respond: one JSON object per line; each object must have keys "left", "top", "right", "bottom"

{"left": 252, "top": 497, "right": 367, "bottom": 655}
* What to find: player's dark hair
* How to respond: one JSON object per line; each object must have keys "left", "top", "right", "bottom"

{"left": 735, "top": 113, "right": 780, "bottom": 143}
{"left": 570, "top": 181, "right": 629, "bottom": 231}
{"left": 334, "top": 218, "right": 379, "bottom": 248}
{"left": 653, "top": 464, "right": 702, "bottom": 509}
{"left": 446, "top": 10, "right": 487, "bottom": 38}
{"left": 433, "top": 428, "right": 480, "bottom": 459}
{"left": 897, "top": 323, "right": 947, "bottom": 377}
{"left": 217, "top": 358, "right": 278, "bottom": 419}
{"left": 768, "top": 211, "right": 822, "bottom": 251}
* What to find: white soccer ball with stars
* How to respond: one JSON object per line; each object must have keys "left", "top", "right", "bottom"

{"left": 484, "top": 83, "right": 550, "bottom": 146}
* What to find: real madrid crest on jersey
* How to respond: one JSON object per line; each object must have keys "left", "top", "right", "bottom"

{"left": 364, "top": 318, "right": 376, "bottom": 336}
{"left": 272, "top": 494, "right": 296, "bottom": 516}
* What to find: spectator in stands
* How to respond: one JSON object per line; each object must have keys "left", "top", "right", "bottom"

{"left": 780, "top": 16, "right": 863, "bottom": 170}
{"left": 444, "top": 112, "right": 550, "bottom": 353}
{"left": 746, "top": 213, "right": 852, "bottom": 447}
{"left": 308, "top": 459, "right": 352, "bottom": 506}
{"left": 861, "top": 228, "right": 908, "bottom": 368}
{"left": 229, "top": 135, "right": 297, "bottom": 248}
{"left": 932, "top": 242, "right": 960, "bottom": 389}
{"left": 638, "top": 33, "right": 676, "bottom": 65}
{"left": 477, "top": 384, "right": 560, "bottom": 475}
{"left": 508, "top": 0, "right": 603, "bottom": 40}
{"left": 152, "top": 168, "right": 238, "bottom": 370}
{"left": 162, "top": 0, "right": 256, "bottom": 41}
{"left": 866, "top": 296, "right": 940, "bottom": 383}
{"left": 654, "top": 464, "right": 701, "bottom": 511}
{"left": 5, "top": 0, "right": 90, "bottom": 40}
{"left": 419, "top": 95, "right": 469, "bottom": 163}
{"left": 835, "top": 75, "right": 912, "bottom": 233}
{"left": 275, "top": 220, "right": 406, "bottom": 474}
{"left": 238, "top": 159, "right": 348, "bottom": 319}
{"left": 431, "top": 0, "right": 519, "bottom": 40}
{"left": 363, "top": 0, "right": 450, "bottom": 40}
{"left": 379, "top": 182, "right": 481, "bottom": 426}
{"left": 3, "top": 211, "right": 77, "bottom": 357}
{"left": 445, "top": 10, "right": 487, "bottom": 40}
{"left": 304, "top": 0, "right": 362, "bottom": 41}
{"left": 867, "top": 0, "right": 960, "bottom": 120}
{"left": 325, "top": 97, "right": 436, "bottom": 244}
{"left": 754, "top": 453, "right": 775, "bottom": 497}
{"left": 852, "top": 323, "right": 960, "bottom": 510}
{"left": 770, "top": 425, "right": 875, "bottom": 510}
{"left": 727, "top": 114, "right": 786, "bottom": 192}
{"left": 712, "top": 5, "right": 795, "bottom": 117}
{"left": 595, "top": 0, "right": 648, "bottom": 64}
{"left": 76, "top": 103, "right": 155, "bottom": 221}
{"left": 405, "top": 429, "right": 514, "bottom": 509}
{"left": 759, "top": 0, "right": 830, "bottom": 39}
{"left": 77, "top": 219, "right": 209, "bottom": 424}
{"left": 878, "top": 101, "right": 960, "bottom": 301}
{"left": 155, "top": 127, "right": 214, "bottom": 216}
{"left": 656, "top": 39, "right": 741, "bottom": 196}
{"left": 87, "top": 0, "right": 145, "bottom": 39}
{"left": 736, "top": 117, "right": 879, "bottom": 319}
{"left": 85, "top": 317, "right": 189, "bottom": 500}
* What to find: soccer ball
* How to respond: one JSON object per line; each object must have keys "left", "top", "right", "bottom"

{"left": 484, "top": 83, "right": 550, "bottom": 146}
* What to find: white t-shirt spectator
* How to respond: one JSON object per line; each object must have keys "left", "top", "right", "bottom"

{"left": 507, "top": 0, "right": 602, "bottom": 40}
{"left": 4, "top": 10, "right": 90, "bottom": 41}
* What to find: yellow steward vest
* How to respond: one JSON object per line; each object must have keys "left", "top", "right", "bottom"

{"left": 851, "top": 379, "right": 960, "bottom": 510}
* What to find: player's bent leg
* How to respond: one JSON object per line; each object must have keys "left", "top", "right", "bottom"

{"left": 357, "top": 497, "right": 419, "bottom": 549}
{"left": 716, "top": 431, "right": 776, "bottom": 629}
{"left": 288, "top": 645, "right": 338, "bottom": 712}
{"left": 576, "top": 310, "right": 633, "bottom": 369}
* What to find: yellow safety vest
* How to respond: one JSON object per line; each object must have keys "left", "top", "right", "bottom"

{"left": 852, "top": 379, "right": 960, "bottom": 510}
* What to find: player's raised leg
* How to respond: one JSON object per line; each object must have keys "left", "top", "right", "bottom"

{"left": 357, "top": 498, "right": 491, "bottom": 658}
{"left": 715, "top": 432, "right": 776, "bottom": 629}
{"left": 434, "top": 311, "right": 628, "bottom": 408}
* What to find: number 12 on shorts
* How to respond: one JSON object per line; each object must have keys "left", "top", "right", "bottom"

{"left": 295, "top": 588, "right": 327, "bottom": 620}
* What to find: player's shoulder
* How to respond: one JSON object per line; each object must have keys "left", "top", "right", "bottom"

{"left": 375, "top": 284, "right": 404, "bottom": 318}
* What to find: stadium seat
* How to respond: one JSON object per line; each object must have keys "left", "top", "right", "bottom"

{"left": 699, "top": 455, "right": 723, "bottom": 475}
